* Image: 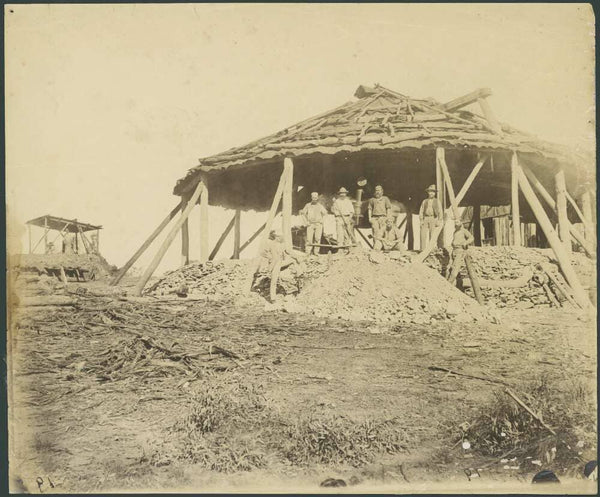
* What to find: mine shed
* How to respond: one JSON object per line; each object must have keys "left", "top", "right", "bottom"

{"left": 114, "top": 84, "right": 595, "bottom": 308}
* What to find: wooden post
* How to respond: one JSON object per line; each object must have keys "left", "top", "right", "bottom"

{"left": 436, "top": 156, "right": 445, "bottom": 211}
{"left": 510, "top": 152, "right": 521, "bottom": 246}
{"left": 406, "top": 207, "right": 414, "bottom": 250}
{"left": 464, "top": 254, "right": 484, "bottom": 305}
{"left": 437, "top": 148, "right": 459, "bottom": 219}
{"left": 473, "top": 205, "right": 481, "bottom": 246}
{"left": 44, "top": 218, "right": 48, "bottom": 254}
{"left": 134, "top": 181, "right": 204, "bottom": 296}
{"left": 181, "top": 195, "right": 190, "bottom": 267}
{"left": 565, "top": 191, "right": 594, "bottom": 238}
{"left": 233, "top": 210, "right": 241, "bottom": 259}
{"left": 580, "top": 190, "right": 594, "bottom": 244}
{"left": 28, "top": 225, "right": 31, "bottom": 254}
{"left": 110, "top": 200, "right": 184, "bottom": 285}
{"left": 282, "top": 158, "right": 293, "bottom": 251}
{"left": 245, "top": 167, "right": 288, "bottom": 293}
{"left": 209, "top": 213, "right": 236, "bottom": 261}
{"left": 200, "top": 179, "right": 209, "bottom": 262}
{"left": 516, "top": 163, "right": 591, "bottom": 308}
{"left": 520, "top": 163, "right": 593, "bottom": 257}
{"left": 554, "top": 169, "right": 571, "bottom": 254}
{"left": 237, "top": 222, "right": 266, "bottom": 257}
{"left": 414, "top": 155, "right": 487, "bottom": 263}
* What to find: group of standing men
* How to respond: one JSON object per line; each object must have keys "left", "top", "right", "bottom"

{"left": 300, "top": 183, "right": 474, "bottom": 285}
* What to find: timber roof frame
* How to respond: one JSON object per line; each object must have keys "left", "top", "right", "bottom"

{"left": 26, "top": 215, "right": 102, "bottom": 233}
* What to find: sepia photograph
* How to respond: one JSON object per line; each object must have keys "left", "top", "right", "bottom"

{"left": 5, "top": 3, "right": 597, "bottom": 493}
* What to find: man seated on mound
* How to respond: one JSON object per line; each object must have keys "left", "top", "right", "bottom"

{"left": 254, "top": 231, "right": 305, "bottom": 294}
{"left": 373, "top": 218, "right": 405, "bottom": 253}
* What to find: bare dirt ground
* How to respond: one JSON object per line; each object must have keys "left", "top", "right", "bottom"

{"left": 8, "top": 276, "right": 597, "bottom": 494}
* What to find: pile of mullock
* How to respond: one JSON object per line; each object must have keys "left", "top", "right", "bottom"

{"left": 425, "top": 246, "right": 595, "bottom": 309}
{"left": 294, "top": 251, "right": 493, "bottom": 324}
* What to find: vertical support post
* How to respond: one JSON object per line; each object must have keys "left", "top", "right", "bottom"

{"left": 554, "top": 168, "right": 571, "bottom": 254}
{"left": 28, "top": 225, "right": 32, "bottom": 254}
{"left": 510, "top": 152, "right": 521, "bottom": 246}
{"left": 580, "top": 190, "right": 594, "bottom": 244}
{"left": 282, "top": 158, "right": 293, "bottom": 251}
{"left": 233, "top": 209, "right": 241, "bottom": 259}
{"left": 200, "top": 178, "right": 209, "bottom": 262}
{"left": 473, "top": 205, "right": 481, "bottom": 246}
{"left": 44, "top": 218, "right": 48, "bottom": 254}
{"left": 181, "top": 195, "right": 190, "bottom": 267}
{"left": 406, "top": 206, "right": 414, "bottom": 250}
{"left": 134, "top": 181, "right": 204, "bottom": 296}
{"left": 516, "top": 160, "right": 590, "bottom": 308}
{"left": 436, "top": 155, "right": 445, "bottom": 211}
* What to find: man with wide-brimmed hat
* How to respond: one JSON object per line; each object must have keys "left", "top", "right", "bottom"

{"left": 446, "top": 219, "right": 474, "bottom": 286}
{"left": 419, "top": 184, "right": 443, "bottom": 251}
{"left": 332, "top": 187, "right": 355, "bottom": 252}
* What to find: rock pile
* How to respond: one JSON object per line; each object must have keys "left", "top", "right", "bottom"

{"left": 11, "top": 253, "right": 116, "bottom": 280}
{"left": 426, "top": 246, "right": 596, "bottom": 309}
{"left": 295, "top": 251, "right": 492, "bottom": 324}
{"left": 147, "top": 260, "right": 254, "bottom": 300}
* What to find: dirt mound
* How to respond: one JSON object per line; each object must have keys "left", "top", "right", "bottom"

{"left": 295, "top": 251, "right": 492, "bottom": 324}
{"left": 425, "top": 246, "right": 596, "bottom": 309}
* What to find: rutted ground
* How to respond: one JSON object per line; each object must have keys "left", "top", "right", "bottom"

{"left": 8, "top": 292, "right": 596, "bottom": 493}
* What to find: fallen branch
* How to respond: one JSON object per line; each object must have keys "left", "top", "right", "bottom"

{"left": 504, "top": 387, "right": 557, "bottom": 436}
{"left": 428, "top": 366, "right": 510, "bottom": 386}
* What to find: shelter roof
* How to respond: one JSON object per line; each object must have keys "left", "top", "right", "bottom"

{"left": 174, "top": 84, "right": 593, "bottom": 197}
{"left": 26, "top": 215, "right": 102, "bottom": 233}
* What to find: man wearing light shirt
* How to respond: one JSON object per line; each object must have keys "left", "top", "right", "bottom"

{"left": 331, "top": 187, "right": 355, "bottom": 252}
{"left": 301, "top": 192, "right": 328, "bottom": 255}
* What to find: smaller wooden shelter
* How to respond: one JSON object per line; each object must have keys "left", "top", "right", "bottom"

{"left": 26, "top": 215, "right": 102, "bottom": 255}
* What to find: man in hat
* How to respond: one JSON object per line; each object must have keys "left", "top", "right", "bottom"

{"left": 373, "top": 218, "right": 405, "bottom": 252}
{"left": 331, "top": 187, "right": 355, "bottom": 252}
{"left": 368, "top": 185, "right": 392, "bottom": 241}
{"left": 301, "top": 192, "right": 328, "bottom": 256}
{"left": 447, "top": 219, "right": 474, "bottom": 286}
{"left": 419, "top": 184, "right": 443, "bottom": 251}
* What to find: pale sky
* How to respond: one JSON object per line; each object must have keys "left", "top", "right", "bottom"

{"left": 5, "top": 3, "right": 595, "bottom": 274}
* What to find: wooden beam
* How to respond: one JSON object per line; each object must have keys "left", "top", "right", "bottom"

{"left": 464, "top": 254, "right": 484, "bottom": 305}
{"left": 414, "top": 155, "right": 487, "bottom": 263}
{"left": 199, "top": 179, "right": 209, "bottom": 262}
{"left": 437, "top": 148, "right": 460, "bottom": 219}
{"left": 554, "top": 169, "right": 571, "bottom": 254}
{"left": 520, "top": 164, "right": 594, "bottom": 257}
{"left": 245, "top": 167, "right": 288, "bottom": 293}
{"left": 566, "top": 190, "right": 594, "bottom": 236}
{"left": 282, "top": 158, "right": 293, "bottom": 251}
{"left": 181, "top": 195, "right": 190, "bottom": 266}
{"left": 516, "top": 160, "right": 591, "bottom": 308}
{"left": 510, "top": 152, "right": 521, "bottom": 246}
{"left": 110, "top": 200, "right": 183, "bottom": 286}
{"left": 233, "top": 210, "right": 241, "bottom": 259}
{"left": 237, "top": 222, "right": 266, "bottom": 256}
{"left": 477, "top": 97, "right": 503, "bottom": 135}
{"left": 580, "top": 190, "right": 594, "bottom": 244}
{"left": 441, "top": 88, "right": 493, "bottom": 112}
{"left": 134, "top": 182, "right": 203, "bottom": 296}
{"left": 209, "top": 213, "right": 236, "bottom": 261}
{"left": 473, "top": 205, "right": 481, "bottom": 246}
{"left": 436, "top": 156, "right": 445, "bottom": 212}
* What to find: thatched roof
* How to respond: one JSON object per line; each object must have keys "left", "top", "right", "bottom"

{"left": 174, "top": 84, "right": 592, "bottom": 210}
{"left": 26, "top": 215, "right": 102, "bottom": 232}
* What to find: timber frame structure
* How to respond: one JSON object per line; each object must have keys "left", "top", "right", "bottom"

{"left": 26, "top": 215, "right": 102, "bottom": 255}
{"left": 116, "top": 84, "right": 595, "bottom": 308}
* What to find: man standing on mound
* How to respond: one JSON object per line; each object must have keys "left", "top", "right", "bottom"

{"left": 332, "top": 187, "right": 355, "bottom": 253}
{"left": 447, "top": 220, "right": 474, "bottom": 286}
